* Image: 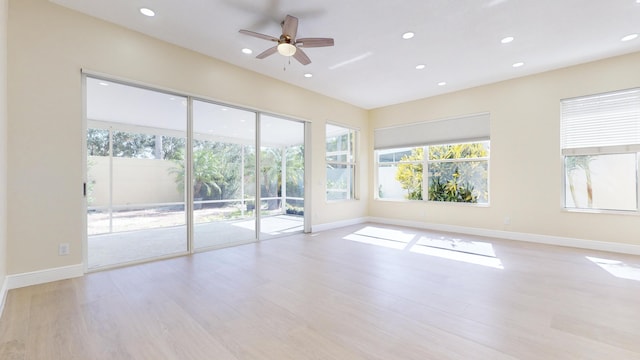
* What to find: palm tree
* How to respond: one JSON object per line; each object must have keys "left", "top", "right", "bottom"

{"left": 259, "top": 147, "right": 283, "bottom": 209}
{"left": 565, "top": 156, "right": 593, "bottom": 207}
{"left": 285, "top": 145, "right": 305, "bottom": 197}
{"left": 170, "top": 149, "right": 222, "bottom": 200}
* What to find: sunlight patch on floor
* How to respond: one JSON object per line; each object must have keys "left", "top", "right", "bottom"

{"left": 342, "top": 226, "right": 417, "bottom": 250}
{"left": 410, "top": 242, "right": 504, "bottom": 269}
{"left": 343, "top": 233, "right": 409, "bottom": 250}
{"left": 342, "top": 227, "right": 504, "bottom": 269}
{"left": 352, "top": 226, "right": 416, "bottom": 243}
{"left": 587, "top": 256, "right": 640, "bottom": 282}
{"left": 416, "top": 235, "right": 497, "bottom": 257}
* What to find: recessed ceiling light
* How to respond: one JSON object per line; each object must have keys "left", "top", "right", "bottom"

{"left": 304, "top": 73, "right": 313, "bottom": 78}
{"left": 402, "top": 32, "right": 415, "bottom": 40}
{"left": 241, "top": 48, "right": 253, "bottom": 54}
{"left": 415, "top": 64, "right": 426, "bottom": 70}
{"left": 438, "top": 82, "right": 447, "bottom": 86}
{"left": 501, "top": 36, "right": 514, "bottom": 44}
{"left": 621, "top": 33, "right": 638, "bottom": 42}
{"left": 139, "top": 8, "right": 155, "bottom": 17}
{"left": 512, "top": 62, "right": 525, "bottom": 68}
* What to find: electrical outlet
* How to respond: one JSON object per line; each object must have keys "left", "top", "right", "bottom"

{"left": 59, "top": 243, "right": 70, "bottom": 256}
{"left": 503, "top": 216, "right": 511, "bottom": 225}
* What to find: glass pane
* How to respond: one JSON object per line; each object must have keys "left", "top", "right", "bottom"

{"left": 161, "top": 136, "right": 186, "bottom": 160}
{"left": 260, "top": 146, "right": 282, "bottom": 215}
{"left": 428, "top": 161, "right": 488, "bottom": 203}
{"left": 261, "top": 115, "right": 305, "bottom": 240}
{"left": 377, "top": 148, "right": 414, "bottom": 163}
{"left": 86, "top": 77, "right": 188, "bottom": 269}
{"left": 326, "top": 154, "right": 348, "bottom": 163}
{"left": 377, "top": 162, "right": 423, "bottom": 200}
{"left": 87, "top": 129, "right": 109, "bottom": 156}
{"left": 111, "top": 131, "right": 156, "bottom": 158}
{"left": 326, "top": 164, "right": 354, "bottom": 200}
{"left": 326, "top": 124, "right": 354, "bottom": 162}
{"left": 192, "top": 100, "right": 257, "bottom": 249}
{"left": 428, "top": 141, "right": 490, "bottom": 160}
{"left": 565, "top": 154, "right": 637, "bottom": 211}
{"left": 285, "top": 144, "right": 305, "bottom": 215}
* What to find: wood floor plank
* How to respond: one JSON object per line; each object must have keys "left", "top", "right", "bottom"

{"left": 550, "top": 313, "right": 640, "bottom": 353}
{"left": 25, "top": 285, "right": 92, "bottom": 360}
{"left": 1, "top": 223, "right": 640, "bottom": 359}
{"left": 0, "top": 285, "right": 33, "bottom": 360}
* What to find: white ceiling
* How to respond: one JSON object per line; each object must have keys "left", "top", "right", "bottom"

{"left": 52, "top": 0, "right": 640, "bottom": 110}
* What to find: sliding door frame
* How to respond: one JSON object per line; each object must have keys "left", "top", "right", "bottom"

{"left": 81, "top": 70, "right": 310, "bottom": 272}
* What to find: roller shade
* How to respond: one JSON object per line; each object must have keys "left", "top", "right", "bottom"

{"left": 561, "top": 88, "right": 640, "bottom": 155}
{"left": 374, "top": 113, "right": 490, "bottom": 150}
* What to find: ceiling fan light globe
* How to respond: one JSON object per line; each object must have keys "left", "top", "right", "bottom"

{"left": 277, "top": 43, "right": 297, "bottom": 56}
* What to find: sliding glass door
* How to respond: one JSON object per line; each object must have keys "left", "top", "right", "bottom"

{"left": 259, "top": 115, "right": 305, "bottom": 240}
{"left": 191, "top": 103, "right": 306, "bottom": 248}
{"left": 85, "top": 75, "right": 308, "bottom": 269}
{"left": 85, "top": 77, "right": 188, "bottom": 269}
{"left": 192, "top": 100, "right": 257, "bottom": 249}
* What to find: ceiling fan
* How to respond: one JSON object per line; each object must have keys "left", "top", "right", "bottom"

{"left": 239, "top": 14, "right": 334, "bottom": 65}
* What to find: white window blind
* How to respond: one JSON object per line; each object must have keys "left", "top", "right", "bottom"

{"left": 561, "top": 88, "right": 640, "bottom": 155}
{"left": 374, "top": 113, "right": 490, "bottom": 150}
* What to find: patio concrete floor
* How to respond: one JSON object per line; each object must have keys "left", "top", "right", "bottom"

{"left": 88, "top": 215, "right": 304, "bottom": 269}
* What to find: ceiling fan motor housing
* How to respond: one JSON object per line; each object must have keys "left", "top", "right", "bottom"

{"left": 239, "top": 14, "right": 334, "bottom": 65}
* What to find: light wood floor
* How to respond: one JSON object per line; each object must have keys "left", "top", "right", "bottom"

{"left": 2, "top": 223, "right": 640, "bottom": 359}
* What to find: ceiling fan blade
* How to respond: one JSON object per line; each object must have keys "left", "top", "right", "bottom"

{"left": 239, "top": 29, "right": 278, "bottom": 42}
{"left": 293, "top": 47, "right": 311, "bottom": 65}
{"left": 282, "top": 15, "right": 299, "bottom": 39}
{"left": 256, "top": 46, "right": 278, "bottom": 59}
{"left": 296, "top": 38, "right": 335, "bottom": 48}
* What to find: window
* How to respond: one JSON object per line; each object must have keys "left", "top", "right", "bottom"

{"left": 374, "top": 113, "right": 490, "bottom": 204}
{"left": 376, "top": 142, "right": 489, "bottom": 203}
{"left": 326, "top": 124, "right": 358, "bottom": 200}
{"left": 561, "top": 88, "right": 640, "bottom": 211}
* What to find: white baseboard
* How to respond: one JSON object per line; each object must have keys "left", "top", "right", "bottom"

{"left": 367, "top": 217, "right": 640, "bottom": 256}
{"left": 0, "top": 276, "right": 7, "bottom": 318}
{"left": 312, "top": 217, "right": 368, "bottom": 233}
{"left": 6, "top": 264, "right": 84, "bottom": 290}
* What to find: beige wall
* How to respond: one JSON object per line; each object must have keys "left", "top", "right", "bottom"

{"left": 369, "top": 51, "right": 640, "bottom": 246}
{"left": 88, "top": 157, "right": 183, "bottom": 207}
{"left": 0, "top": 0, "right": 7, "bottom": 284}
{"left": 7, "top": 0, "right": 369, "bottom": 274}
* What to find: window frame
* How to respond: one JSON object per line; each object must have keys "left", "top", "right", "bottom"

{"left": 375, "top": 141, "right": 490, "bottom": 205}
{"left": 325, "top": 123, "right": 359, "bottom": 201}
{"left": 560, "top": 88, "right": 640, "bottom": 214}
